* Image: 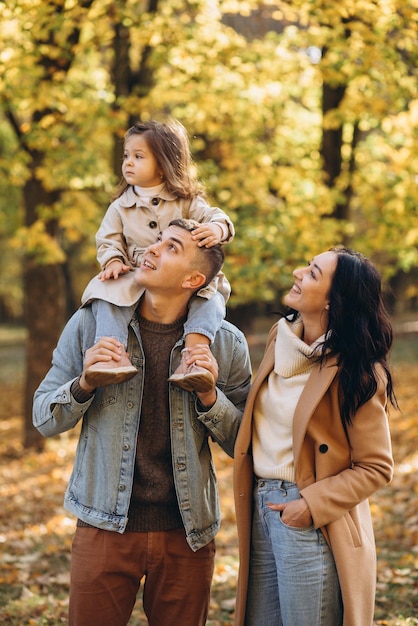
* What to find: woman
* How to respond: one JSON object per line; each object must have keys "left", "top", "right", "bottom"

{"left": 233, "top": 247, "right": 396, "bottom": 626}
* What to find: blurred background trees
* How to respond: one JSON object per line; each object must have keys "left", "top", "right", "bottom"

{"left": 1, "top": 0, "right": 417, "bottom": 447}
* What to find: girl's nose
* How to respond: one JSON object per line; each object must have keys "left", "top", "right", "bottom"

{"left": 293, "top": 267, "right": 303, "bottom": 279}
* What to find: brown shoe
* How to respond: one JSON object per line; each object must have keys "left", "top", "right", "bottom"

{"left": 85, "top": 351, "right": 138, "bottom": 387}
{"left": 168, "top": 351, "right": 214, "bottom": 393}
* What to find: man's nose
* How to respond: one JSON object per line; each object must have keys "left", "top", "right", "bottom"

{"left": 147, "top": 240, "right": 160, "bottom": 254}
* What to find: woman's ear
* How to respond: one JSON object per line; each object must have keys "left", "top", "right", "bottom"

{"left": 325, "top": 303, "right": 330, "bottom": 310}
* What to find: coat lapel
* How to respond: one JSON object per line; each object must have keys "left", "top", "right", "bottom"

{"left": 292, "top": 356, "right": 339, "bottom": 464}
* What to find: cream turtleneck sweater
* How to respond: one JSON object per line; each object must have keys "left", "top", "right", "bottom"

{"left": 252, "top": 317, "right": 324, "bottom": 482}
{"left": 134, "top": 182, "right": 166, "bottom": 202}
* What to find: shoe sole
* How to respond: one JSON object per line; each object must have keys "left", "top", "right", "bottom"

{"left": 169, "top": 373, "right": 214, "bottom": 393}
{"left": 85, "top": 367, "right": 138, "bottom": 388}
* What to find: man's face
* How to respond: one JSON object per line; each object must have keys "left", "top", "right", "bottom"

{"left": 135, "top": 225, "right": 203, "bottom": 293}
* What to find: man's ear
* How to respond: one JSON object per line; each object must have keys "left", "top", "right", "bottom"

{"left": 182, "top": 271, "right": 206, "bottom": 291}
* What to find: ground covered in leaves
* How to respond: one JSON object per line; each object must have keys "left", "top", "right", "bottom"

{"left": 0, "top": 327, "right": 417, "bottom": 625}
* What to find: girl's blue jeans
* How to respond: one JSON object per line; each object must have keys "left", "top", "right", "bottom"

{"left": 245, "top": 479, "right": 343, "bottom": 626}
{"left": 92, "top": 291, "right": 226, "bottom": 347}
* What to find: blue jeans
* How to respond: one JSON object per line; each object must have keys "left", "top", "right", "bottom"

{"left": 245, "top": 479, "right": 343, "bottom": 626}
{"left": 92, "top": 291, "right": 226, "bottom": 347}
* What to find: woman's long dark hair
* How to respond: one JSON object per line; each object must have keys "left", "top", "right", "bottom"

{"left": 287, "top": 247, "right": 398, "bottom": 429}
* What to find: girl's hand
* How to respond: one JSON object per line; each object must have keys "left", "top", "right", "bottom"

{"left": 191, "top": 223, "right": 224, "bottom": 247}
{"left": 99, "top": 259, "right": 131, "bottom": 281}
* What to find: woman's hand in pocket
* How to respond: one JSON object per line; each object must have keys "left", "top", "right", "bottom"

{"left": 267, "top": 497, "right": 313, "bottom": 528}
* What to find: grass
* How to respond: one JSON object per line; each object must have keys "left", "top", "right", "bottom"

{"left": 0, "top": 320, "right": 417, "bottom": 624}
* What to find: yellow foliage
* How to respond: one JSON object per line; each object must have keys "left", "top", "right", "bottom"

{"left": 0, "top": 0, "right": 417, "bottom": 308}
{"left": 11, "top": 222, "right": 66, "bottom": 265}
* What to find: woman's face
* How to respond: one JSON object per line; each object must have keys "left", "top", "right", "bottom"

{"left": 284, "top": 250, "right": 337, "bottom": 319}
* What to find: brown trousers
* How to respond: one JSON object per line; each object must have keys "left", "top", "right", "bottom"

{"left": 69, "top": 527, "right": 216, "bottom": 626}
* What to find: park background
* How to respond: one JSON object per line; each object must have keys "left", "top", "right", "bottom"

{"left": 0, "top": 0, "right": 417, "bottom": 623}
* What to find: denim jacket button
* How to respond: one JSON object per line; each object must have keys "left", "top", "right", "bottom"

{"left": 119, "top": 484, "right": 126, "bottom": 491}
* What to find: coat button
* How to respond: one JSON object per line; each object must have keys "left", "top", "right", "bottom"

{"left": 151, "top": 197, "right": 160, "bottom": 206}
{"left": 149, "top": 221, "right": 158, "bottom": 229}
{"left": 319, "top": 444, "right": 328, "bottom": 453}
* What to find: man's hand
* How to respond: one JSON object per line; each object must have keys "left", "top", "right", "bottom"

{"left": 99, "top": 259, "right": 131, "bottom": 281}
{"left": 79, "top": 338, "right": 124, "bottom": 392}
{"left": 191, "top": 223, "right": 224, "bottom": 248}
{"left": 183, "top": 344, "right": 218, "bottom": 407}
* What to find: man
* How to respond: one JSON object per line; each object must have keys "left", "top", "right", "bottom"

{"left": 33, "top": 219, "right": 251, "bottom": 626}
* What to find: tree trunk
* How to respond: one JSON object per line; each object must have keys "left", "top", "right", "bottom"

{"left": 23, "top": 261, "right": 66, "bottom": 449}
{"left": 22, "top": 173, "right": 67, "bottom": 449}
{"left": 320, "top": 82, "right": 348, "bottom": 220}
{"left": 13, "top": 0, "right": 96, "bottom": 448}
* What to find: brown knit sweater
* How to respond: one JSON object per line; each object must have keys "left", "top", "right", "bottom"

{"left": 125, "top": 314, "right": 186, "bottom": 531}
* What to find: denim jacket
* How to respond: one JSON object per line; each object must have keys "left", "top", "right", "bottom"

{"left": 33, "top": 306, "right": 252, "bottom": 551}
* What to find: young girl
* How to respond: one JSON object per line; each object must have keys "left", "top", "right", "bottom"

{"left": 81, "top": 119, "right": 234, "bottom": 391}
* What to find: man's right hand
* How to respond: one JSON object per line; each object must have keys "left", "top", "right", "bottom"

{"left": 79, "top": 338, "right": 124, "bottom": 392}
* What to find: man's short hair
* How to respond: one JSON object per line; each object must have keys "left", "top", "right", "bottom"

{"left": 168, "top": 218, "right": 225, "bottom": 286}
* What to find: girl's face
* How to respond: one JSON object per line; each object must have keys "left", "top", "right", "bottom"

{"left": 122, "top": 134, "right": 163, "bottom": 188}
{"left": 284, "top": 250, "right": 337, "bottom": 319}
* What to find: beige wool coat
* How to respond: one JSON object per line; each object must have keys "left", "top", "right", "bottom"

{"left": 82, "top": 186, "right": 233, "bottom": 307}
{"left": 233, "top": 322, "right": 394, "bottom": 626}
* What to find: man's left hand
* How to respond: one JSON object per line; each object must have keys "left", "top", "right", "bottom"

{"left": 185, "top": 344, "right": 218, "bottom": 407}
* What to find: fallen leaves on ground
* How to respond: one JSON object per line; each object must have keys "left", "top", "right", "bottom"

{"left": 0, "top": 359, "right": 417, "bottom": 624}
